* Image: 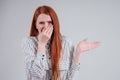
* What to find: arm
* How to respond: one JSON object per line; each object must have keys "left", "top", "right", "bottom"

{"left": 22, "top": 25, "right": 53, "bottom": 79}
{"left": 66, "top": 38, "right": 100, "bottom": 80}
{"left": 65, "top": 39, "right": 80, "bottom": 80}
{"left": 74, "top": 38, "right": 100, "bottom": 64}
{"left": 22, "top": 37, "right": 48, "bottom": 79}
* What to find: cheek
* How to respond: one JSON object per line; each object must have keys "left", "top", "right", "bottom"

{"left": 36, "top": 24, "right": 42, "bottom": 30}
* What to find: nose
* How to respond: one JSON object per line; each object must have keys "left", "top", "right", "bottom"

{"left": 44, "top": 22, "right": 49, "bottom": 28}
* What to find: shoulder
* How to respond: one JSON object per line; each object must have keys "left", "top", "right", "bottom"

{"left": 21, "top": 36, "right": 37, "bottom": 47}
{"left": 61, "top": 35, "right": 73, "bottom": 44}
{"left": 21, "top": 36, "right": 37, "bottom": 50}
{"left": 21, "top": 36, "right": 37, "bottom": 53}
{"left": 22, "top": 36, "right": 36, "bottom": 43}
{"left": 61, "top": 35, "right": 74, "bottom": 47}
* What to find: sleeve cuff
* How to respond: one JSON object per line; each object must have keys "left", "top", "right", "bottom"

{"left": 71, "top": 61, "right": 80, "bottom": 71}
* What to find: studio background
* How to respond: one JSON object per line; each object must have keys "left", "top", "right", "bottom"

{"left": 0, "top": 0, "right": 120, "bottom": 80}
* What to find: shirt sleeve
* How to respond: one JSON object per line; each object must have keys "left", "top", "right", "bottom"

{"left": 21, "top": 37, "right": 48, "bottom": 79}
{"left": 65, "top": 37, "right": 80, "bottom": 80}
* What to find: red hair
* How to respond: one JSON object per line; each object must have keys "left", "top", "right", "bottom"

{"left": 29, "top": 5, "right": 62, "bottom": 80}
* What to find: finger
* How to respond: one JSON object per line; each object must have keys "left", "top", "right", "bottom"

{"left": 43, "top": 25, "right": 51, "bottom": 33}
{"left": 82, "top": 38, "right": 88, "bottom": 42}
{"left": 93, "top": 41, "right": 100, "bottom": 46}
{"left": 46, "top": 24, "right": 53, "bottom": 33}
{"left": 48, "top": 25, "right": 53, "bottom": 34}
{"left": 41, "top": 27, "right": 46, "bottom": 33}
{"left": 48, "top": 27, "right": 53, "bottom": 37}
{"left": 91, "top": 41, "right": 100, "bottom": 49}
{"left": 46, "top": 26, "right": 53, "bottom": 38}
{"left": 94, "top": 42, "right": 100, "bottom": 47}
{"left": 45, "top": 26, "right": 52, "bottom": 34}
{"left": 42, "top": 26, "right": 53, "bottom": 39}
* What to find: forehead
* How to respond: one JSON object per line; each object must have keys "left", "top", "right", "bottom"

{"left": 37, "top": 13, "right": 52, "bottom": 21}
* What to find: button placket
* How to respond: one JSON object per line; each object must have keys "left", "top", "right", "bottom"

{"left": 41, "top": 54, "right": 45, "bottom": 60}
{"left": 46, "top": 49, "right": 52, "bottom": 70}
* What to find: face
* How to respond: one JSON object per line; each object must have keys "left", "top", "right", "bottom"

{"left": 36, "top": 13, "right": 53, "bottom": 33}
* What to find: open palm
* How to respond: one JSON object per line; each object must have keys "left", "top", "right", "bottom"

{"left": 76, "top": 38, "right": 100, "bottom": 53}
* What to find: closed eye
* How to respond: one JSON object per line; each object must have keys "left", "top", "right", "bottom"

{"left": 48, "top": 21, "right": 53, "bottom": 24}
{"left": 39, "top": 22, "right": 45, "bottom": 24}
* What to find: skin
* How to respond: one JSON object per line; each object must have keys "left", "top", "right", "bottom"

{"left": 74, "top": 38, "right": 100, "bottom": 64}
{"left": 36, "top": 14, "right": 53, "bottom": 54}
{"left": 36, "top": 13, "right": 100, "bottom": 64}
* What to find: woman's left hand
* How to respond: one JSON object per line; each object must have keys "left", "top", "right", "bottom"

{"left": 76, "top": 38, "right": 100, "bottom": 54}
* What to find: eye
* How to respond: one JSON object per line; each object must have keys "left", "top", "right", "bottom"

{"left": 39, "top": 22, "right": 45, "bottom": 24}
{"left": 48, "top": 21, "right": 53, "bottom": 24}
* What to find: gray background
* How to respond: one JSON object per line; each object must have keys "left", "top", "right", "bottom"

{"left": 0, "top": 0, "right": 120, "bottom": 80}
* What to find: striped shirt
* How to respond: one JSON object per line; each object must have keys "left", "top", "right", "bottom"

{"left": 22, "top": 35, "right": 80, "bottom": 80}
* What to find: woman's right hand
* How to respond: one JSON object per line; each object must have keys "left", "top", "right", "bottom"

{"left": 37, "top": 24, "right": 53, "bottom": 54}
{"left": 38, "top": 24, "right": 53, "bottom": 45}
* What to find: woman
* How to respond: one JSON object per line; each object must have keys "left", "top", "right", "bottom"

{"left": 22, "top": 5, "right": 100, "bottom": 80}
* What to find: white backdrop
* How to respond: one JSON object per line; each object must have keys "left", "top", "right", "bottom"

{"left": 0, "top": 0, "right": 120, "bottom": 80}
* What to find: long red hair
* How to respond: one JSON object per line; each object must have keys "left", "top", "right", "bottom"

{"left": 29, "top": 5, "right": 62, "bottom": 80}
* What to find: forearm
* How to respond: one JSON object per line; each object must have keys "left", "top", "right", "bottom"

{"left": 73, "top": 50, "right": 82, "bottom": 65}
{"left": 37, "top": 42, "right": 46, "bottom": 54}
{"left": 66, "top": 52, "right": 81, "bottom": 80}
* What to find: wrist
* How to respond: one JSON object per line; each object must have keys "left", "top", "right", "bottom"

{"left": 37, "top": 46, "right": 46, "bottom": 54}
{"left": 38, "top": 41, "right": 46, "bottom": 47}
{"left": 76, "top": 48, "right": 83, "bottom": 55}
{"left": 37, "top": 42, "right": 46, "bottom": 54}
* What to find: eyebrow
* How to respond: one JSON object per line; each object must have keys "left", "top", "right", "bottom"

{"left": 48, "top": 21, "right": 53, "bottom": 23}
{"left": 39, "top": 21, "right": 53, "bottom": 24}
{"left": 39, "top": 20, "right": 52, "bottom": 22}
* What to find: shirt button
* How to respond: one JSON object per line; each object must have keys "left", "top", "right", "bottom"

{"left": 42, "top": 54, "right": 45, "bottom": 57}
{"left": 42, "top": 58, "right": 44, "bottom": 60}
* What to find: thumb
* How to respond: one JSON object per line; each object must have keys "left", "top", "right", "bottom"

{"left": 82, "top": 38, "right": 88, "bottom": 42}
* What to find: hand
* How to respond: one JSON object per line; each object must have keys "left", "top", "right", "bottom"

{"left": 76, "top": 38, "right": 100, "bottom": 54}
{"left": 38, "top": 24, "right": 53, "bottom": 45}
